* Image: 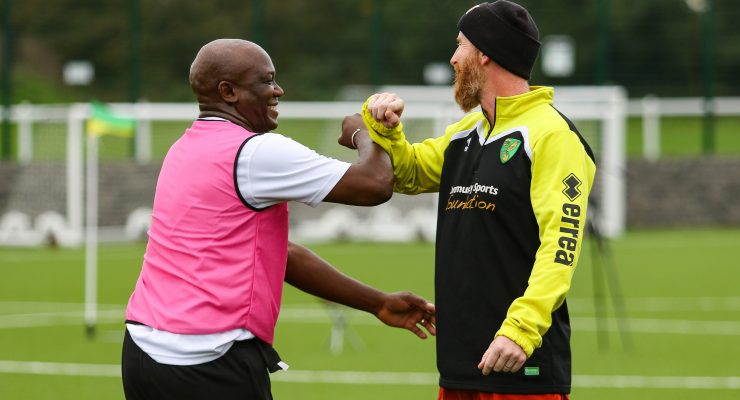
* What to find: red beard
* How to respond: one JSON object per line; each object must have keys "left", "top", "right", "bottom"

{"left": 453, "top": 54, "right": 485, "bottom": 113}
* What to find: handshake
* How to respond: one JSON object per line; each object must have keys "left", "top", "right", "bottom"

{"left": 338, "top": 93, "right": 404, "bottom": 150}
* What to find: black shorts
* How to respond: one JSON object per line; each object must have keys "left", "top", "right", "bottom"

{"left": 122, "top": 328, "right": 284, "bottom": 400}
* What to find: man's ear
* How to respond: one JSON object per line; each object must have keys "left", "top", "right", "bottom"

{"left": 218, "top": 81, "right": 238, "bottom": 103}
{"left": 478, "top": 52, "right": 491, "bottom": 66}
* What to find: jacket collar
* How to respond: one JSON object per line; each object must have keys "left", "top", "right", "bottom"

{"left": 482, "top": 86, "right": 553, "bottom": 130}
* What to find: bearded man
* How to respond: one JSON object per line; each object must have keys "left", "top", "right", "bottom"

{"left": 340, "top": 1, "right": 596, "bottom": 399}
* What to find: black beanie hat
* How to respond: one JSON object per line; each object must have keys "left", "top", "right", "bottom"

{"left": 457, "top": 1, "right": 541, "bottom": 80}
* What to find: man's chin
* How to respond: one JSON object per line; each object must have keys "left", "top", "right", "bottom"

{"left": 453, "top": 87, "right": 477, "bottom": 112}
{"left": 265, "top": 118, "right": 279, "bottom": 132}
{"left": 455, "top": 97, "right": 479, "bottom": 113}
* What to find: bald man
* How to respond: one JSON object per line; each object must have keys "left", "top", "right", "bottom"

{"left": 121, "top": 39, "right": 436, "bottom": 400}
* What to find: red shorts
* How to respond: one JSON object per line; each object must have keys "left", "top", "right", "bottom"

{"left": 438, "top": 387, "right": 570, "bottom": 400}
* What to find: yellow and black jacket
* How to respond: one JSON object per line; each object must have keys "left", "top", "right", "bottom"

{"left": 363, "top": 86, "right": 596, "bottom": 393}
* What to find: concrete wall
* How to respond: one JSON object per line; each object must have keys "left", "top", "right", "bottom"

{"left": 626, "top": 158, "right": 740, "bottom": 228}
{"left": 2, "top": 158, "right": 740, "bottom": 231}
{"left": 0, "top": 161, "right": 159, "bottom": 227}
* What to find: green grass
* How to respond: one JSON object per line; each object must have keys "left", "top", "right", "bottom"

{"left": 1, "top": 229, "right": 740, "bottom": 399}
{"left": 625, "top": 116, "right": 740, "bottom": 157}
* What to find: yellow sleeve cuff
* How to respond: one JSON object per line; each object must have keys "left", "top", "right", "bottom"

{"left": 361, "top": 98, "right": 404, "bottom": 138}
{"left": 495, "top": 323, "right": 537, "bottom": 358}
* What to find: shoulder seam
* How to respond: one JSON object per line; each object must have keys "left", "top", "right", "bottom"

{"left": 550, "top": 106, "right": 596, "bottom": 164}
{"left": 233, "top": 133, "right": 269, "bottom": 212}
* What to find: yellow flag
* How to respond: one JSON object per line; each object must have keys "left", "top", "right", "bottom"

{"left": 86, "top": 102, "right": 135, "bottom": 137}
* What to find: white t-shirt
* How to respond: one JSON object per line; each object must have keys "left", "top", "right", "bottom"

{"left": 128, "top": 124, "right": 351, "bottom": 365}
{"left": 235, "top": 132, "right": 350, "bottom": 209}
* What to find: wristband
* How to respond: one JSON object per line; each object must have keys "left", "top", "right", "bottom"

{"left": 350, "top": 128, "right": 361, "bottom": 149}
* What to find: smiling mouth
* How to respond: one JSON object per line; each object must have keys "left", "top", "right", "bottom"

{"left": 268, "top": 103, "right": 279, "bottom": 113}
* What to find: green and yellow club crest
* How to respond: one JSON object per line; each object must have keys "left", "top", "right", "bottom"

{"left": 500, "top": 138, "right": 522, "bottom": 164}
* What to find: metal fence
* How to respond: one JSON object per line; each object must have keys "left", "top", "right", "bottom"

{"left": 0, "top": 87, "right": 633, "bottom": 246}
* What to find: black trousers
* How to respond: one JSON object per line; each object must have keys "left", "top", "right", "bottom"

{"left": 122, "top": 329, "right": 283, "bottom": 400}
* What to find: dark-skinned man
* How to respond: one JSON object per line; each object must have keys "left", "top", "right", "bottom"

{"left": 121, "top": 39, "right": 436, "bottom": 400}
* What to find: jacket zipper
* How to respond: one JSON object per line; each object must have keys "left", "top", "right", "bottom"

{"left": 472, "top": 108, "right": 496, "bottom": 179}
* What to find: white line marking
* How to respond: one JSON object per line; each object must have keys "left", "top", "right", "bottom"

{"left": 571, "top": 317, "right": 740, "bottom": 336}
{"left": 3, "top": 296, "right": 739, "bottom": 315}
{"left": 1, "top": 301, "right": 739, "bottom": 335}
{"left": 271, "top": 370, "right": 438, "bottom": 385}
{"left": 573, "top": 375, "right": 740, "bottom": 390}
{"left": 608, "top": 235, "right": 740, "bottom": 250}
{"left": 0, "top": 301, "right": 122, "bottom": 313}
{"left": 0, "top": 361, "right": 738, "bottom": 390}
{"left": 0, "top": 309, "right": 123, "bottom": 329}
{"left": 567, "top": 296, "right": 740, "bottom": 313}
{"left": 0, "top": 360, "right": 120, "bottom": 378}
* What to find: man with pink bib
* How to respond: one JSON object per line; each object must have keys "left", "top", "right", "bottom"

{"left": 121, "top": 39, "right": 436, "bottom": 400}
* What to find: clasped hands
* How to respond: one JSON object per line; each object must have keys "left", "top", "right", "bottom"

{"left": 338, "top": 93, "right": 404, "bottom": 149}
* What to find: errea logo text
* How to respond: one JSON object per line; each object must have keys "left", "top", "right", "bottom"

{"left": 554, "top": 203, "right": 581, "bottom": 266}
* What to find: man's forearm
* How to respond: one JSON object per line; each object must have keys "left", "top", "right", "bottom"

{"left": 324, "top": 126, "right": 393, "bottom": 206}
{"left": 284, "top": 241, "right": 385, "bottom": 315}
{"left": 354, "top": 129, "right": 393, "bottom": 184}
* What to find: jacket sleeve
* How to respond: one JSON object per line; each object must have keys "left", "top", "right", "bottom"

{"left": 360, "top": 99, "right": 448, "bottom": 195}
{"left": 495, "top": 129, "right": 596, "bottom": 357}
